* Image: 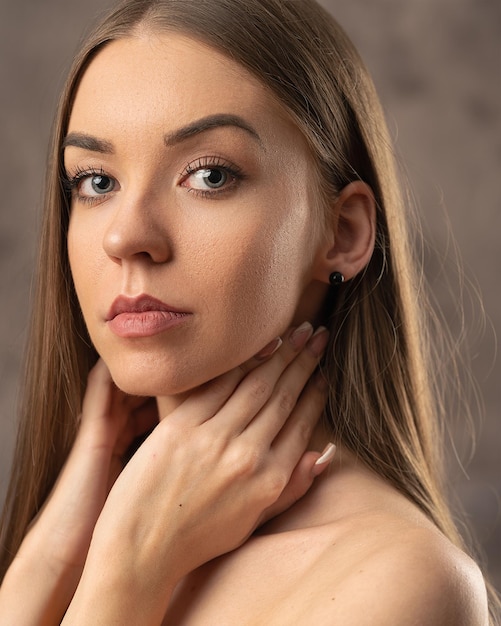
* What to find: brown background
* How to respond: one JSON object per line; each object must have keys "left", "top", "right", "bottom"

{"left": 0, "top": 0, "right": 499, "bottom": 590}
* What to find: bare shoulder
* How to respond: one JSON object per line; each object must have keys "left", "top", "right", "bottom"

{"left": 316, "top": 515, "right": 489, "bottom": 626}
{"left": 165, "top": 457, "right": 491, "bottom": 626}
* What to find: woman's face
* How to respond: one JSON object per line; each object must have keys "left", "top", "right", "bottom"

{"left": 66, "top": 33, "right": 329, "bottom": 399}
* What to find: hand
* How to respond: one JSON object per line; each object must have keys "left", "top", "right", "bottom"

{"left": 29, "top": 360, "right": 158, "bottom": 569}
{"left": 65, "top": 323, "right": 331, "bottom": 623}
{"left": 0, "top": 360, "right": 158, "bottom": 625}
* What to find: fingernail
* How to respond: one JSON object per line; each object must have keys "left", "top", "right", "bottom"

{"left": 306, "top": 326, "right": 329, "bottom": 357}
{"left": 289, "top": 321, "right": 313, "bottom": 350}
{"left": 255, "top": 337, "right": 283, "bottom": 360}
{"left": 314, "top": 442, "right": 336, "bottom": 466}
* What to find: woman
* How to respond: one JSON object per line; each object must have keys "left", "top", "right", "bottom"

{"left": 0, "top": 0, "right": 496, "bottom": 622}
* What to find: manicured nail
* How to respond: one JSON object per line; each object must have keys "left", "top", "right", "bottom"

{"left": 255, "top": 337, "right": 282, "bottom": 360}
{"left": 289, "top": 322, "right": 313, "bottom": 350}
{"left": 306, "top": 326, "right": 329, "bottom": 357}
{"left": 314, "top": 442, "right": 336, "bottom": 466}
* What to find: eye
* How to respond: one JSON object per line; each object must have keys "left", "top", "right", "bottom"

{"left": 180, "top": 156, "right": 244, "bottom": 198}
{"left": 80, "top": 174, "right": 116, "bottom": 196}
{"left": 190, "top": 168, "right": 228, "bottom": 190}
{"left": 64, "top": 167, "right": 119, "bottom": 205}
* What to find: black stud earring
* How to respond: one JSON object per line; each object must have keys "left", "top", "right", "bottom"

{"left": 329, "top": 271, "right": 345, "bottom": 286}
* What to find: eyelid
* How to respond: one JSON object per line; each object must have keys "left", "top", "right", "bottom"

{"left": 63, "top": 165, "right": 103, "bottom": 189}
{"left": 63, "top": 165, "right": 119, "bottom": 206}
{"left": 63, "top": 154, "right": 246, "bottom": 204}
{"left": 179, "top": 155, "right": 245, "bottom": 198}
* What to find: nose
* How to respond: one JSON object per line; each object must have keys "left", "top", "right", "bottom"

{"left": 102, "top": 195, "right": 172, "bottom": 264}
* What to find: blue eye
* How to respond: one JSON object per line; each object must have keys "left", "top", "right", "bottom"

{"left": 82, "top": 174, "right": 116, "bottom": 196}
{"left": 190, "top": 168, "right": 228, "bottom": 190}
{"left": 64, "top": 167, "right": 119, "bottom": 205}
{"left": 181, "top": 156, "right": 244, "bottom": 198}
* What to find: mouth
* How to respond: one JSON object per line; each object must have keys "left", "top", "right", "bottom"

{"left": 106, "top": 294, "right": 192, "bottom": 338}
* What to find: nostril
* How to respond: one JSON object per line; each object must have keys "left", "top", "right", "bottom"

{"left": 102, "top": 214, "right": 172, "bottom": 265}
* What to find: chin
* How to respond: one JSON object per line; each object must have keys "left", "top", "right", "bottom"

{"left": 105, "top": 357, "right": 209, "bottom": 399}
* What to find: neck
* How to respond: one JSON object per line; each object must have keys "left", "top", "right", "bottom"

{"left": 156, "top": 392, "right": 190, "bottom": 418}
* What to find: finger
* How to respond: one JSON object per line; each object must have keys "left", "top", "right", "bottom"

{"left": 199, "top": 323, "right": 316, "bottom": 433}
{"left": 269, "top": 369, "right": 329, "bottom": 467}
{"left": 78, "top": 359, "right": 131, "bottom": 451}
{"left": 173, "top": 322, "right": 314, "bottom": 426}
{"left": 238, "top": 327, "right": 328, "bottom": 441}
{"left": 238, "top": 322, "right": 313, "bottom": 378}
{"left": 78, "top": 359, "right": 114, "bottom": 433}
{"left": 257, "top": 444, "right": 336, "bottom": 526}
{"left": 163, "top": 336, "right": 282, "bottom": 425}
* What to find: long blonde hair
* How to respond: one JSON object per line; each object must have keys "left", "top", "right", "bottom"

{"left": 1, "top": 0, "right": 497, "bottom": 618}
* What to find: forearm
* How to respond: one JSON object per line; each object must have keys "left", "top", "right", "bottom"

{"left": 0, "top": 537, "right": 82, "bottom": 626}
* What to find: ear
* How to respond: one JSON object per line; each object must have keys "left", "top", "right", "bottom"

{"left": 312, "top": 181, "right": 376, "bottom": 283}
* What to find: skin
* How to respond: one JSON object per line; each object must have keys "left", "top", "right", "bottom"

{"left": 0, "top": 32, "right": 488, "bottom": 625}
{"left": 65, "top": 33, "right": 336, "bottom": 409}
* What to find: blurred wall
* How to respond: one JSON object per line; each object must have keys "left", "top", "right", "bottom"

{"left": 0, "top": 0, "right": 499, "bottom": 589}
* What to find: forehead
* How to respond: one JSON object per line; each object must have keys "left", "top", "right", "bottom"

{"left": 69, "top": 33, "right": 289, "bottom": 137}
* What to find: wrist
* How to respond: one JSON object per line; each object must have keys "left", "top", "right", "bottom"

{"left": 64, "top": 543, "right": 177, "bottom": 625}
{"left": 19, "top": 512, "right": 86, "bottom": 577}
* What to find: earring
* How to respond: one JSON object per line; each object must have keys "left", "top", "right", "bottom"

{"left": 329, "top": 271, "right": 345, "bottom": 286}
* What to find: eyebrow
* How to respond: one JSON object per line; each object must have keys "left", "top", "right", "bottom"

{"left": 62, "top": 113, "right": 262, "bottom": 155}
{"left": 62, "top": 133, "right": 114, "bottom": 154}
{"left": 164, "top": 114, "right": 263, "bottom": 147}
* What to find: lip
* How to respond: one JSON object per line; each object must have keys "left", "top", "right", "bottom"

{"left": 106, "top": 294, "right": 192, "bottom": 338}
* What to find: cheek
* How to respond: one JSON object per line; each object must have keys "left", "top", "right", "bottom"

{"left": 67, "top": 223, "right": 85, "bottom": 294}
{"left": 67, "top": 218, "right": 104, "bottom": 312}
{"left": 196, "top": 211, "right": 311, "bottom": 338}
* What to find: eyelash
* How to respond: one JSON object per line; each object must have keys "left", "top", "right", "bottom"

{"left": 180, "top": 156, "right": 245, "bottom": 199}
{"left": 63, "top": 165, "right": 112, "bottom": 206}
{"left": 63, "top": 156, "right": 245, "bottom": 206}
